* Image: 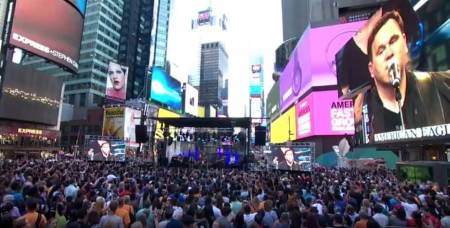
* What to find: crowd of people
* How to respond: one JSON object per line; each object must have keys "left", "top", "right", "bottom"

{"left": 0, "top": 158, "right": 449, "bottom": 228}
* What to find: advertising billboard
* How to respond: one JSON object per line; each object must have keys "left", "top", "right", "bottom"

{"left": 279, "top": 20, "right": 366, "bottom": 112}
{"left": 266, "top": 81, "right": 280, "bottom": 118}
{"left": 250, "top": 72, "right": 262, "bottom": 97}
{"left": 0, "top": 61, "right": 63, "bottom": 125}
{"left": 155, "top": 108, "right": 180, "bottom": 139}
{"left": 105, "top": 62, "right": 128, "bottom": 102}
{"left": 86, "top": 139, "right": 126, "bottom": 162}
{"left": 102, "top": 107, "right": 125, "bottom": 139}
{"left": 197, "top": 9, "right": 211, "bottom": 25}
{"left": 150, "top": 67, "right": 182, "bottom": 112}
{"left": 335, "top": 0, "right": 450, "bottom": 144}
{"left": 9, "top": 0, "right": 83, "bottom": 72}
{"left": 270, "top": 145, "right": 312, "bottom": 171}
{"left": 270, "top": 106, "right": 296, "bottom": 144}
{"left": 184, "top": 84, "right": 198, "bottom": 116}
{"left": 295, "top": 90, "right": 354, "bottom": 139}
{"left": 124, "top": 108, "right": 141, "bottom": 147}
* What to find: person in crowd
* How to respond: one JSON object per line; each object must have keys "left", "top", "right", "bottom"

{"left": 14, "top": 198, "right": 47, "bottom": 228}
{"left": 372, "top": 203, "right": 388, "bottom": 227}
{"left": 388, "top": 204, "right": 407, "bottom": 227}
{"left": 99, "top": 200, "right": 124, "bottom": 228}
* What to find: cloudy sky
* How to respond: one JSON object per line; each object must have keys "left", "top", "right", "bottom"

{"left": 166, "top": 0, "right": 283, "bottom": 117}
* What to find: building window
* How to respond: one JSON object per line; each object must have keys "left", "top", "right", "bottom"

{"left": 79, "top": 93, "right": 86, "bottom": 107}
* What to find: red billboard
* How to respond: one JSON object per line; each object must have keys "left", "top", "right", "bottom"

{"left": 9, "top": 0, "right": 83, "bottom": 72}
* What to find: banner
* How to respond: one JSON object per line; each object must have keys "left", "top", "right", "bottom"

{"left": 102, "top": 107, "right": 124, "bottom": 139}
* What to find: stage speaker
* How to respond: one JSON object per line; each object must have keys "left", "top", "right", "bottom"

{"left": 254, "top": 126, "right": 266, "bottom": 146}
{"left": 135, "top": 125, "right": 148, "bottom": 143}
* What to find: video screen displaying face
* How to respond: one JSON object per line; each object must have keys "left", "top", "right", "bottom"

{"left": 271, "top": 146, "right": 312, "bottom": 171}
{"left": 335, "top": 0, "right": 450, "bottom": 144}
{"left": 86, "top": 139, "right": 125, "bottom": 162}
{"left": 105, "top": 62, "right": 128, "bottom": 102}
{"left": 9, "top": 0, "right": 83, "bottom": 72}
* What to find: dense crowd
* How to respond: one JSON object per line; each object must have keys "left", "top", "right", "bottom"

{"left": 0, "top": 159, "right": 449, "bottom": 228}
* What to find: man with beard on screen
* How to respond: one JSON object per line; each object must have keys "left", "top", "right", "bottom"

{"left": 276, "top": 147, "right": 300, "bottom": 171}
{"left": 367, "top": 11, "right": 450, "bottom": 136}
{"left": 92, "top": 140, "right": 112, "bottom": 161}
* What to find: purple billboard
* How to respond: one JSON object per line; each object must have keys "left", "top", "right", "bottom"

{"left": 279, "top": 21, "right": 366, "bottom": 112}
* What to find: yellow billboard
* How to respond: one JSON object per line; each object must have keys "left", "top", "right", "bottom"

{"left": 155, "top": 108, "right": 180, "bottom": 139}
{"left": 270, "top": 105, "right": 296, "bottom": 144}
{"left": 198, "top": 106, "right": 205, "bottom": 118}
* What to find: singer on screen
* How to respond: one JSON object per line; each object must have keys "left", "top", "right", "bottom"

{"left": 367, "top": 11, "right": 450, "bottom": 134}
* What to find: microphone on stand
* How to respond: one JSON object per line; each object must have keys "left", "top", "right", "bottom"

{"left": 388, "top": 59, "right": 401, "bottom": 88}
{"left": 387, "top": 59, "right": 405, "bottom": 130}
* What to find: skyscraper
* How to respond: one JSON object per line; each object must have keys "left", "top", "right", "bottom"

{"left": 0, "top": 1, "right": 8, "bottom": 52}
{"left": 150, "top": 0, "right": 171, "bottom": 68}
{"left": 22, "top": 0, "right": 124, "bottom": 119}
{"left": 199, "top": 41, "right": 228, "bottom": 116}
{"left": 188, "top": 6, "right": 228, "bottom": 88}
{"left": 118, "top": 0, "right": 154, "bottom": 99}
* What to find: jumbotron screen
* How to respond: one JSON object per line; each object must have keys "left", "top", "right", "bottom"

{"left": 335, "top": 0, "right": 450, "bottom": 144}
{"left": 9, "top": 0, "right": 84, "bottom": 72}
{"left": 270, "top": 146, "right": 312, "bottom": 172}
{"left": 0, "top": 61, "right": 63, "bottom": 125}
{"left": 86, "top": 139, "right": 126, "bottom": 162}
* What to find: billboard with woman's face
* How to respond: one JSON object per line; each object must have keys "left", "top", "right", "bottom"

{"left": 106, "top": 62, "right": 128, "bottom": 102}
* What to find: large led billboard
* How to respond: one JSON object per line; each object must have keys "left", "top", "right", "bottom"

{"left": 335, "top": 0, "right": 450, "bottom": 144}
{"left": 105, "top": 62, "right": 128, "bottom": 102}
{"left": 279, "top": 20, "right": 366, "bottom": 112}
{"left": 270, "top": 145, "right": 312, "bottom": 171}
{"left": 266, "top": 81, "right": 280, "bottom": 118}
{"left": 150, "top": 67, "right": 182, "bottom": 112}
{"left": 270, "top": 106, "right": 296, "bottom": 144}
{"left": 250, "top": 64, "right": 263, "bottom": 97}
{"left": 184, "top": 84, "right": 198, "bottom": 116}
{"left": 102, "top": 107, "right": 125, "bottom": 139}
{"left": 9, "top": 0, "right": 84, "bottom": 72}
{"left": 295, "top": 90, "right": 354, "bottom": 139}
{"left": 0, "top": 61, "right": 63, "bottom": 125}
{"left": 336, "top": 0, "right": 420, "bottom": 97}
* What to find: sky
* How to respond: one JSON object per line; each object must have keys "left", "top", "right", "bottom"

{"left": 166, "top": 0, "right": 283, "bottom": 117}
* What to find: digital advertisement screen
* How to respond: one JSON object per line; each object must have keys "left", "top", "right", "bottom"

{"left": 250, "top": 72, "right": 262, "bottom": 97}
{"left": 296, "top": 90, "right": 355, "bottom": 139}
{"left": 150, "top": 67, "right": 182, "bottom": 112}
{"left": 335, "top": 0, "right": 450, "bottom": 144}
{"left": 124, "top": 108, "right": 141, "bottom": 147}
{"left": 270, "top": 146, "right": 312, "bottom": 171}
{"left": 9, "top": 0, "right": 83, "bottom": 72}
{"left": 279, "top": 20, "right": 366, "bottom": 112}
{"left": 270, "top": 106, "right": 296, "bottom": 144}
{"left": 266, "top": 81, "right": 280, "bottom": 119}
{"left": 0, "top": 61, "right": 63, "bottom": 125}
{"left": 105, "top": 62, "right": 128, "bottom": 102}
{"left": 102, "top": 107, "right": 124, "bottom": 139}
{"left": 86, "top": 139, "right": 126, "bottom": 162}
{"left": 184, "top": 84, "right": 198, "bottom": 116}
